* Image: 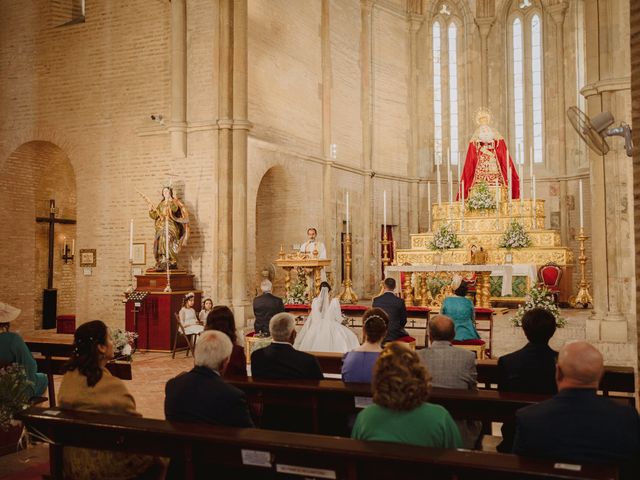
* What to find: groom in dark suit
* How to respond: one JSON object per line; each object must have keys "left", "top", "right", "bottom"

{"left": 252, "top": 279, "right": 285, "bottom": 336}
{"left": 372, "top": 277, "right": 409, "bottom": 343}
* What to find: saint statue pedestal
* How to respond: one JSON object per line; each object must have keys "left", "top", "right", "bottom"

{"left": 125, "top": 271, "right": 202, "bottom": 351}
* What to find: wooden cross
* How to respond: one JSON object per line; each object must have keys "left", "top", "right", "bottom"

{"left": 35, "top": 199, "right": 77, "bottom": 289}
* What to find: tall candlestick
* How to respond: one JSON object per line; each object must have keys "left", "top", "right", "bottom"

{"left": 579, "top": 180, "right": 584, "bottom": 229}
{"left": 383, "top": 190, "right": 387, "bottom": 230}
{"left": 165, "top": 215, "right": 170, "bottom": 268}
{"left": 346, "top": 192, "right": 350, "bottom": 235}
{"left": 129, "top": 218, "right": 134, "bottom": 261}
{"left": 427, "top": 182, "right": 432, "bottom": 232}
{"left": 437, "top": 162, "right": 442, "bottom": 205}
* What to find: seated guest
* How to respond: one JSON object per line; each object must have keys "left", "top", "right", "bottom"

{"left": 179, "top": 292, "right": 204, "bottom": 335}
{"left": 352, "top": 342, "right": 462, "bottom": 448}
{"left": 497, "top": 307, "right": 558, "bottom": 452}
{"left": 418, "top": 315, "right": 481, "bottom": 449}
{"left": 165, "top": 330, "right": 253, "bottom": 427}
{"left": 59, "top": 320, "right": 164, "bottom": 479}
{"left": 0, "top": 302, "right": 47, "bottom": 397}
{"left": 251, "top": 312, "right": 323, "bottom": 380}
{"left": 205, "top": 306, "right": 246, "bottom": 377}
{"left": 372, "top": 278, "right": 409, "bottom": 343}
{"left": 513, "top": 341, "right": 639, "bottom": 474}
{"left": 441, "top": 277, "right": 480, "bottom": 341}
{"left": 342, "top": 308, "right": 388, "bottom": 383}
{"left": 252, "top": 279, "right": 285, "bottom": 336}
{"left": 198, "top": 297, "right": 213, "bottom": 324}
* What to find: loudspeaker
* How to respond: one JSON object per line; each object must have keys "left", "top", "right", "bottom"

{"left": 43, "top": 288, "right": 57, "bottom": 329}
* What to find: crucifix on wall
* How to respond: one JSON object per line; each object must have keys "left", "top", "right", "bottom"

{"left": 35, "top": 199, "right": 76, "bottom": 329}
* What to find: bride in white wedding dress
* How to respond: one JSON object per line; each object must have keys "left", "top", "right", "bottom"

{"left": 294, "top": 282, "right": 360, "bottom": 353}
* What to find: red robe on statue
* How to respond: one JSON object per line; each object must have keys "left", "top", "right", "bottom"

{"left": 457, "top": 138, "right": 520, "bottom": 200}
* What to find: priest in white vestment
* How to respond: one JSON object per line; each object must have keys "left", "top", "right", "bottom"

{"left": 299, "top": 227, "right": 327, "bottom": 282}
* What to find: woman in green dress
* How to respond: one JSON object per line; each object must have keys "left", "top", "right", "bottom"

{"left": 148, "top": 186, "right": 189, "bottom": 270}
{"left": 441, "top": 278, "right": 480, "bottom": 341}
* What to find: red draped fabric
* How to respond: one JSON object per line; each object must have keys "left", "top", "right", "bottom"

{"left": 457, "top": 139, "right": 520, "bottom": 200}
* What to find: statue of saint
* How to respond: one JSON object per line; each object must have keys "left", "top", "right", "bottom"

{"left": 458, "top": 108, "right": 520, "bottom": 200}
{"left": 142, "top": 186, "right": 190, "bottom": 270}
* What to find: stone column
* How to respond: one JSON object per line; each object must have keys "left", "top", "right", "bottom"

{"left": 476, "top": 17, "right": 494, "bottom": 108}
{"left": 217, "top": 0, "right": 233, "bottom": 305}
{"left": 582, "top": 0, "right": 631, "bottom": 343}
{"left": 321, "top": 0, "right": 334, "bottom": 260}
{"left": 360, "top": 0, "right": 374, "bottom": 296}
{"left": 170, "top": 0, "right": 187, "bottom": 158}
{"left": 408, "top": 13, "right": 423, "bottom": 235}
{"left": 231, "top": 0, "right": 251, "bottom": 322}
{"left": 548, "top": 2, "right": 569, "bottom": 245}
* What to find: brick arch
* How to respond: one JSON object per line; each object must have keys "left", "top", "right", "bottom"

{"left": 254, "top": 165, "right": 303, "bottom": 296}
{"left": 0, "top": 141, "right": 77, "bottom": 333}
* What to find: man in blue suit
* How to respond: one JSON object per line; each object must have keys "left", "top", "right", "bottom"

{"left": 372, "top": 278, "right": 409, "bottom": 343}
{"left": 513, "top": 341, "right": 639, "bottom": 475}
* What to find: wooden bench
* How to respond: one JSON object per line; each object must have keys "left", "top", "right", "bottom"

{"left": 227, "top": 376, "right": 548, "bottom": 436}
{"left": 311, "top": 353, "right": 636, "bottom": 405}
{"left": 19, "top": 407, "right": 619, "bottom": 480}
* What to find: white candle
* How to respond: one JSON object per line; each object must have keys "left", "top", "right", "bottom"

{"left": 437, "top": 162, "right": 442, "bottom": 205}
{"left": 447, "top": 147, "right": 451, "bottom": 181}
{"left": 519, "top": 162, "right": 524, "bottom": 207}
{"left": 495, "top": 179, "right": 500, "bottom": 228}
{"left": 532, "top": 175, "right": 537, "bottom": 228}
{"left": 346, "top": 191, "right": 350, "bottom": 235}
{"left": 457, "top": 152, "right": 461, "bottom": 183}
{"left": 62, "top": 236, "right": 67, "bottom": 256}
{"left": 129, "top": 218, "right": 134, "bottom": 261}
{"left": 448, "top": 169, "right": 453, "bottom": 204}
{"left": 507, "top": 149, "right": 512, "bottom": 204}
{"left": 530, "top": 146, "right": 534, "bottom": 178}
{"left": 579, "top": 180, "right": 584, "bottom": 229}
{"left": 427, "top": 182, "right": 432, "bottom": 231}
{"left": 383, "top": 190, "right": 387, "bottom": 230}
{"left": 71, "top": 239, "right": 75, "bottom": 256}
{"left": 461, "top": 180, "right": 465, "bottom": 231}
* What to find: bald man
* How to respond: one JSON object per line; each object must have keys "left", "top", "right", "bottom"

{"left": 513, "top": 341, "right": 639, "bottom": 469}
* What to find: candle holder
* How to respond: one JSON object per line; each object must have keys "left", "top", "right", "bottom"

{"left": 569, "top": 228, "right": 593, "bottom": 308}
{"left": 61, "top": 244, "right": 74, "bottom": 264}
{"left": 164, "top": 255, "right": 172, "bottom": 293}
{"left": 381, "top": 229, "right": 391, "bottom": 269}
{"left": 339, "top": 233, "right": 358, "bottom": 304}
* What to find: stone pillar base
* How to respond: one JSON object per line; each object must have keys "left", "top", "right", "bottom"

{"left": 232, "top": 302, "right": 252, "bottom": 328}
{"left": 585, "top": 317, "right": 602, "bottom": 341}
{"left": 600, "top": 316, "right": 628, "bottom": 343}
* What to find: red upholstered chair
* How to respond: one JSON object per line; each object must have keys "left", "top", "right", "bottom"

{"left": 451, "top": 339, "right": 487, "bottom": 359}
{"left": 538, "top": 263, "right": 562, "bottom": 303}
{"left": 393, "top": 335, "right": 416, "bottom": 350}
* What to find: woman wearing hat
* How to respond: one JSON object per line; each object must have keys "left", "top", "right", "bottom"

{"left": 0, "top": 302, "right": 48, "bottom": 397}
{"left": 441, "top": 276, "right": 480, "bottom": 341}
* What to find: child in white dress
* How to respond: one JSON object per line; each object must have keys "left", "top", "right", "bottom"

{"left": 179, "top": 292, "right": 204, "bottom": 335}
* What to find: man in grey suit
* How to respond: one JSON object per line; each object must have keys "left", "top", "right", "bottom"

{"left": 418, "top": 314, "right": 481, "bottom": 448}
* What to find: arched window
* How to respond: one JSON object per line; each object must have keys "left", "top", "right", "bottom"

{"left": 448, "top": 23, "right": 459, "bottom": 165}
{"left": 433, "top": 21, "right": 443, "bottom": 164}
{"left": 508, "top": 2, "right": 544, "bottom": 165}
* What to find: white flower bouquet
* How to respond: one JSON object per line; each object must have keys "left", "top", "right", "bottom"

{"left": 511, "top": 284, "right": 566, "bottom": 328}
{"left": 466, "top": 181, "right": 496, "bottom": 211}
{"left": 499, "top": 220, "right": 532, "bottom": 249}
{"left": 112, "top": 328, "right": 138, "bottom": 361}
{"left": 429, "top": 223, "right": 462, "bottom": 251}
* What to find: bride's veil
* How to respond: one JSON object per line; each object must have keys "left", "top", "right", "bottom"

{"left": 316, "top": 286, "right": 331, "bottom": 317}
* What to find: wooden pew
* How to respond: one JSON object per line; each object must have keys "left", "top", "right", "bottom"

{"left": 227, "top": 376, "right": 547, "bottom": 436}
{"left": 311, "top": 353, "right": 636, "bottom": 405}
{"left": 19, "top": 407, "right": 619, "bottom": 480}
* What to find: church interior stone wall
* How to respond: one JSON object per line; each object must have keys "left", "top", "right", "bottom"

{"left": 0, "top": 0, "right": 637, "bottom": 367}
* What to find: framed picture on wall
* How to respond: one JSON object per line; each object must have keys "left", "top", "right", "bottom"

{"left": 132, "top": 243, "right": 146, "bottom": 265}
{"left": 79, "top": 249, "right": 96, "bottom": 267}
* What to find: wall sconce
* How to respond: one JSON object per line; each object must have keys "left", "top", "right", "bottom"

{"left": 62, "top": 237, "right": 75, "bottom": 264}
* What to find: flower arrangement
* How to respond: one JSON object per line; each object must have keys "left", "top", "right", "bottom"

{"left": 112, "top": 329, "right": 138, "bottom": 361}
{"left": 466, "top": 181, "right": 496, "bottom": 211}
{"left": 286, "top": 268, "right": 308, "bottom": 305}
{"left": 499, "top": 220, "right": 532, "bottom": 250}
{"left": 511, "top": 284, "right": 566, "bottom": 328}
{"left": 0, "top": 364, "right": 31, "bottom": 431}
{"left": 429, "top": 223, "right": 462, "bottom": 251}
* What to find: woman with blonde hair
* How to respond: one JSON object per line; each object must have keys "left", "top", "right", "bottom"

{"left": 351, "top": 342, "right": 462, "bottom": 448}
